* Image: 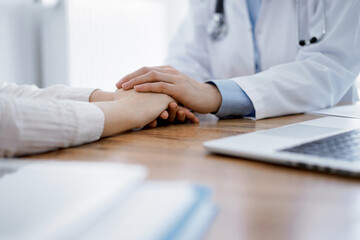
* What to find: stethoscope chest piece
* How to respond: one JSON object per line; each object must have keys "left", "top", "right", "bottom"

{"left": 207, "top": 12, "right": 228, "bottom": 41}
{"left": 207, "top": 0, "right": 227, "bottom": 41}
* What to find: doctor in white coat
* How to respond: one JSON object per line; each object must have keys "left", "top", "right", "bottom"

{"left": 117, "top": 0, "right": 360, "bottom": 120}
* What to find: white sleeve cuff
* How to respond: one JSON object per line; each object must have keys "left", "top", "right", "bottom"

{"left": 71, "top": 102, "right": 105, "bottom": 146}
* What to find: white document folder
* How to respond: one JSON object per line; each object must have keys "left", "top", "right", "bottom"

{"left": 0, "top": 160, "right": 216, "bottom": 240}
{"left": 309, "top": 104, "right": 360, "bottom": 119}
{"left": 79, "top": 182, "right": 217, "bottom": 240}
{"left": 0, "top": 160, "right": 147, "bottom": 240}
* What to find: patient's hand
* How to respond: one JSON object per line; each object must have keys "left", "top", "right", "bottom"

{"left": 89, "top": 89, "right": 115, "bottom": 102}
{"left": 117, "top": 90, "right": 174, "bottom": 129}
{"left": 113, "top": 88, "right": 136, "bottom": 100}
{"left": 95, "top": 90, "right": 174, "bottom": 137}
{"left": 114, "top": 89, "right": 199, "bottom": 126}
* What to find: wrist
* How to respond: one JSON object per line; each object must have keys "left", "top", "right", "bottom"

{"left": 89, "top": 90, "right": 115, "bottom": 102}
{"left": 202, "top": 83, "right": 222, "bottom": 113}
{"left": 95, "top": 100, "right": 135, "bottom": 137}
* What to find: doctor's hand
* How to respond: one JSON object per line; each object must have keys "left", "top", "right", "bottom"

{"left": 116, "top": 66, "right": 222, "bottom": 114}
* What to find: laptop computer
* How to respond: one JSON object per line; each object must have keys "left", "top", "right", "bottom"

{"left": 204, "top": 117, "right": 360, "bottom": 176}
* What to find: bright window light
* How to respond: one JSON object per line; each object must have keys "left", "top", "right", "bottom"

{"left": 67, "top": 0, "right": 188, "bottom": 91}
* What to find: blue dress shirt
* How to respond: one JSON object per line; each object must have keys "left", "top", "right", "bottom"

{"left": 210, "top": 0, "right": 262, "bottom": 118}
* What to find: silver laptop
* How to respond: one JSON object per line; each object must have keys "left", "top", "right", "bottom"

{"left": 204, "top": 117, "right": 360, "bottom": 176}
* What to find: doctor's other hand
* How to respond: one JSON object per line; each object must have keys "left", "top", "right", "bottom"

{"left": 164, "top": 102, "right": 199, "bottom": 123}
{"left": 116, "top": 66, "right": 222, "bottom": 114}
{"left": 145, "top": 103, "right": 199, "bottom": 128}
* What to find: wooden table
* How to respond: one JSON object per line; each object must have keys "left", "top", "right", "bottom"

{"left": 28, "top": 114, "right": 360, "bottom": 240}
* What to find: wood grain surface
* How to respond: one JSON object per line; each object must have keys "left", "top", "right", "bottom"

{"left": 27, "top": 114, "right": 360, "bottom": 240}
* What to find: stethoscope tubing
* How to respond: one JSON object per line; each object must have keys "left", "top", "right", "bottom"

{"left": 295, "top": 0, "right": 327, "bottom": 46}
{"left": 209, "top": 0, "right": 327, "bottom": 46}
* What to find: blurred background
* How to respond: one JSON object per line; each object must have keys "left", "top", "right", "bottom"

{"left": 0, "top": 0, "right": 358, "bottom": 92}
{"left": 0, "top": 0, "right": 188, "bottom": 91}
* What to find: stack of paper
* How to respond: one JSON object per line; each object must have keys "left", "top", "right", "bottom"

{"left": 0, "top": 160, "right": 216, "bottom": 240}
{"left": 308, "top": 104, "right": 360, "bottom": 119}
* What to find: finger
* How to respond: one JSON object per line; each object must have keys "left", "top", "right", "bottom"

{"left": 177, "top": 110, "right": 186, "bottom": 122}
{"left": 158, "top": 65, "right": 178, "bottom": 73}
{"left": 134, "top": 82, "right": 180, "bottom": 100}
{"left": 116, "top": 67, "right": 174, "bottom": 88}
{"left": 182, "top": 108, "right": 200, "bottom": 123}
{"left": 122, "top": 71, "right": 174, "bottom": 90}
{"left": 168, "top": 102, "right": 178, "bottom": 122}
{"left": 147, "top": 120, "right": 157, "bottom": 128}
{"left": 116, "top": 67, "right": 151, "bottom": 88}
{"left": 160, "top": 110, "right": 169, "bottom": 120}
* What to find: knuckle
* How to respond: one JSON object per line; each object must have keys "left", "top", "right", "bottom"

{"left": 169, "top": 66, "right": 178, "bottom": 73}
{"left": 164, "top": 65, "right": 175, "bottom": 71}
{"left": 175, "top": 76, "right": 183, "bottom": 82}
{"left": 130, "top": 78, "right": 138, "bottom": 85}
{"left": 140, "top": 66, "right": 149, "bottom": 73}
{"left": 158, "top": 82, "right": 167, "bottom": 91}
{"left": 149, "top": 70, "right": 157, "bottom": 79}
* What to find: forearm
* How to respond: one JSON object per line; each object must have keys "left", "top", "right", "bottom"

{"left": 94, "top": 101, "right": 135, "bottom": 137}
{"left": 233, "top": 57, "right": 357, "bottom": 120}
{"left": 0, "top": 96, "right": 104, "bottom": 157}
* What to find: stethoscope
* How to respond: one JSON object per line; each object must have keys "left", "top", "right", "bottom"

{"left": 207, "top": 0, "right": 327, "bottom": 47}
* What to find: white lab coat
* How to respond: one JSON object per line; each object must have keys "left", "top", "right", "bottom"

{"left": 166, "top": 0, "right": 360, "bottom": 119}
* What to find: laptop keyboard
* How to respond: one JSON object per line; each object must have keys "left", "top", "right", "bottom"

{"left": 281, "top": 129, "right": 360, "bottom": 161}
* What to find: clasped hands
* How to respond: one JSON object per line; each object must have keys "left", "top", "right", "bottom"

{"left": 116, "top": 65, "right": 222, "bottom": 123}
{"left": 90, "top": 65, "right": 222, "bottom": 134}
{"left": 112, "top": 88, "right": 199, "bottom": 128}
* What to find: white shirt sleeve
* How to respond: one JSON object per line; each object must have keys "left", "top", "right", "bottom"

{"left": 0, "top": 95, "right": 105, "bottom": 158}
{"left": 0, "top": 81, "right": 95, "bottom": 102}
